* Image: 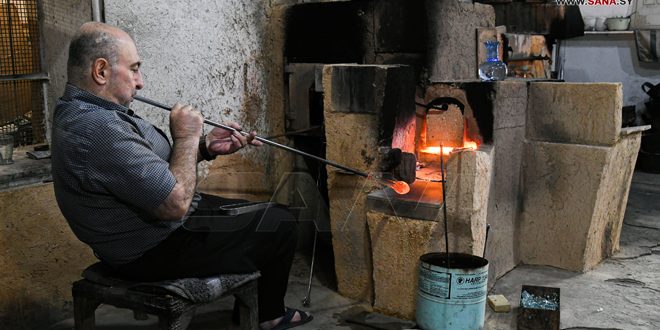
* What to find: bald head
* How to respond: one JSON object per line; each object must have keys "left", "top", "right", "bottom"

{"left": 67, "top": 22, "right": 130, "bottom": 85}
{"left": 66, "top": 22, "right": 144, "bottom": 106}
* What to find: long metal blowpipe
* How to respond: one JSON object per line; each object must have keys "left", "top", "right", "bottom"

{"left": 133, "top": 95, "right": 410, "bottom": 194}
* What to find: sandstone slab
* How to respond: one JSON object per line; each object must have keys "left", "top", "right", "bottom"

{"left": 583, "top": 132, "right": 642, "bottom": 266}
{"left": 323, "top": 64, "right": 415, "bottom": 301}
{"left": 485, "top": 126, "right": 525, "bottom": 282}
{"left": 527, "top": 82, "right": 622, "bottom": 146}
{"left": 367, "top": 209, "right": 487, "bottom": 320}
{"left": 425, "top": 0, "right": 495, "bottom": 81}
{"left": 485, "top": 81, "right": 527, "bottom": 283}
{"left": 445, "top": 149, "right": 492, "bottom": 257}
{"left": 493, "top": 81, "right": 527, "bottom": 130}
{"left": 520, "top": 132, "right": 642, "bottom": 271}
{"left": 521, "top": 141, "right": 608, "bottom": 271}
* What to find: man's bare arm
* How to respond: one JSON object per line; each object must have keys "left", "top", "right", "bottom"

{"left": 152, "top": 104, "right": 202, "bottom": 221}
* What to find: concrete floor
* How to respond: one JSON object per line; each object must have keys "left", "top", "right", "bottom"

{"left": 49, "top": 171, "right": 660, "bottom": 330}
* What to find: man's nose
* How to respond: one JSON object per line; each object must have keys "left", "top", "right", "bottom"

{"left": 135, "top": 72, "right": 144, "bottom": 90}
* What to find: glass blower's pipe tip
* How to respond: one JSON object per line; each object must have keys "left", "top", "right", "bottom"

{"left": 366, "top": 174, "right": 411, "bottom": 195}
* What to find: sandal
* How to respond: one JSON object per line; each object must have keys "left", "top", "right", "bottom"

{"left": 271, "top": 307, "right": 313, "bottom": 330}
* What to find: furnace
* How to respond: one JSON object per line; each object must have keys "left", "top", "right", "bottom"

{"left": 282, "top": 0, "right": 645, "bottom": 322}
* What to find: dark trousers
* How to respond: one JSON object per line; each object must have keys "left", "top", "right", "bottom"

{"left": 113, "top": 194, "right": 298, "bottom": 322}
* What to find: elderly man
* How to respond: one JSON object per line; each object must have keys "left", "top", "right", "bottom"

{"left": 51, "top": 22, "right": 311, "bottom": 330}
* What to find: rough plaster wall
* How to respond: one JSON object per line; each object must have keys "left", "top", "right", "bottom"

{"left": 105, "top": 0, "right": 289, "bottom": 191}
{"left": 0, "top": 184, "right": 97, "bottom": 329}
{"left": 42, "top": 0, "right": 91, "bottom": 143}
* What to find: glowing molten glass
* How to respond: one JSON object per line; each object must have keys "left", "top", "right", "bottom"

{"left": 421, "top": 140, "right": 478, "bottom": 155}
{"left": 389, "top": 180, "right": 410, "bottom": 195}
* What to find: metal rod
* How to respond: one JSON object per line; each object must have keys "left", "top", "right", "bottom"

{"left": 302, "top": 229, "right": 317, "bottom": 307}
{"left": 441, "top": 145, "right": 449, "bottom": 267}
{"left": 134, "top": 95, "right": 370, "bottom": 178}
{"left": 302, "top": 163, "right": 323, "bottom": 307}
{"left": 483, "top": 224, "right": 491, "bottom": 259}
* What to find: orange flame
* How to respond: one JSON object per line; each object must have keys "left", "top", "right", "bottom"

{"left": 421, "top": 140, "right": 478, "bottom": 155}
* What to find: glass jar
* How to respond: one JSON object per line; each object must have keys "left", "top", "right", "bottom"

{"left": 479, "top": 40, "right": 508, "bottom": 81}
{"left": 0, "top": 134, "right": 14, "bottom": 165}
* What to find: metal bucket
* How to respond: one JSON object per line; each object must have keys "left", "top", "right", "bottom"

{"left": 416, "top": 252, "right": 489, "bottom": 330}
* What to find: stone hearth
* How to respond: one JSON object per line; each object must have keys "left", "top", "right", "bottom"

{"left": 323, "top": 71, "right": 644, "bottom": 318}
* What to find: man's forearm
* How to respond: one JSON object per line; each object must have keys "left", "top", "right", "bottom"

{"left": 152, "top": 137, "right": 199, "bottom": 221}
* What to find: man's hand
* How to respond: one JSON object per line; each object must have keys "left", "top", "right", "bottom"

{"left": 170, "top": 103, "right": 203, "bottom": 140}
{"left": 205, "top": 122, "right": 263, "bottom": 156}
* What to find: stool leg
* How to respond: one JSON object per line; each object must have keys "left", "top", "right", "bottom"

{"left": 158, "top": 310, "right": 194, "bottom": 330}
{"left": 234, "top": 281, "right": 259, "bottom": 330}
{"left": 73, "top": 295, "right": 101, "bottom": 330}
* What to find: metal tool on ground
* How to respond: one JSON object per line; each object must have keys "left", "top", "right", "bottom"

{"left": 134, "top": 95, "right": 410, "bottom": 195}
{"left": 301, "top": 229, "right": 316, "bottom": 307}
{"left": 302, "top": 164, "right": 323, "bottom": 307}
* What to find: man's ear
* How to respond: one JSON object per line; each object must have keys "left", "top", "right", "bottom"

{"left": 91, "top": 58, "right": 110, "bottom": 85}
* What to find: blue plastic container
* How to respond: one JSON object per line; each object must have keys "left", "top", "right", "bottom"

{"left": 416, "top": 252, "right": 489, "bottom": 330}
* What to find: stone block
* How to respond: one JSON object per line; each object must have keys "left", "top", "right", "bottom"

{"left": 483, "top": 82, "right": 527, "bottom": 283}
{"left": 324, "top": 112, "right": 379, "bottom": 300}
{"left": 527, "top": 82, "right": 622, "bottom": 146}
{"left": 426, "top": 105, "right": 464, "bottom": 148}
{"left": 323, "top": 64, "right": 416, "bottom": 151}
{"left": 425, "top": 0, "right": 495, "bottom": 81}
{"left": 327, "top": 174, "right": 377, "bottom": 302}
{"left": 445, "top": 149, "right": 493, "bottom": 257}
{"left": 520, "top": 141, "right": 607, "bottom": 271}
{"left": 583, "top": 132, "right": 642, "bottom": 267}
{"left": 367, "top": 213, "right": 438, "bottom": 320}
{"left": 323, "top": 71, "right": 380, "bottom": 301}
{"left": 323, "top": 64, "right": 417, "bottom": 301}
{"left": 323, "top": 64, "right": 414, "bottom": 114}
{"left": 485, "top": 126, "right": 525, "bottom": 282}
{"left": 520, "top": 132, "right": 642, "bottom": 271}
{"left": 493, "top": 81, "right": 527, "bottom": 130}
{"left": 367, "top": 211, "right": 483, "bottom": 320}
{"left": 488, "top": 294, "right": 511, "bottom": 313}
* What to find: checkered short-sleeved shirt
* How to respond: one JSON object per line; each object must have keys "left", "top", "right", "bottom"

{"left": 52, "top": 84, "right": 191, "bottom": 265}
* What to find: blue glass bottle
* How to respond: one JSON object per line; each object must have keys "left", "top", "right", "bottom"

{"left": 479, "top": 40, "right": 508, "bottom": 81}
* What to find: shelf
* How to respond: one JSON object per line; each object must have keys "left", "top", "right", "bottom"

{"left": 583, "top": 30, "right": 634, "bottom": 35}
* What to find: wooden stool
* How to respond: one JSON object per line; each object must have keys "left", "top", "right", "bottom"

{"left": 72, "top": 262, "right": 260, "bottom": 330}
